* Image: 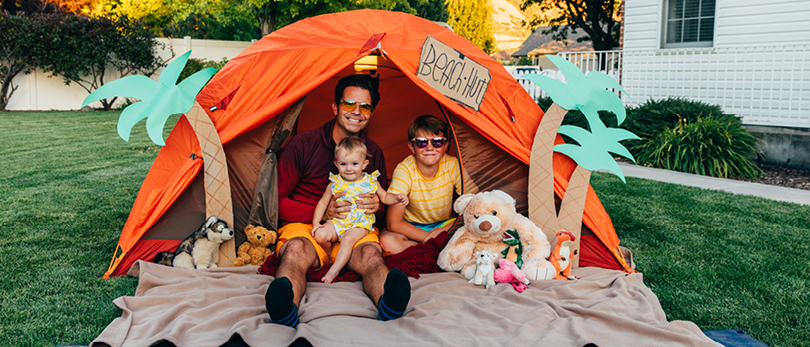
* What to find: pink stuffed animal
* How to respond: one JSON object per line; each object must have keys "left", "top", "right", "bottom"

{"left": 494, "top": 259, "right": 530, "bottom": 292}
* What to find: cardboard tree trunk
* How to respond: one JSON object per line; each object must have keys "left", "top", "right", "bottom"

{"left": 556, "top": 165, "right": 591, "bottom": 268}
{"left": 186, "top": 102, "right": 235, "bottom": 267}
{"left": 528, "top": 103, "right": 567, "bottom": 241}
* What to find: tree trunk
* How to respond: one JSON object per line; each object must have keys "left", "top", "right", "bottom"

{"left": 0, "top": 63, "right": 26, "bottom": 111}
{"left": 528, "top": 103, "right": 567, "bottom": 242}
{"left": 557, "top": 164, "right": 592, "bottom": 268}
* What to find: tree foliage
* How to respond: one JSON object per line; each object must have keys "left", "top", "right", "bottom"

{"left": 36, "top": 14, "right": 172, "bottom": 110}
{"left": 446, "top": 0, "right": 495, "bottom": 53}
{"left": 82, "top": 0, "right": 171, "bottom": 31}
{"left": 521, "top": 0, "right": 622, "bottom": 51}
{"left": 360, "top": 0, "right": 448, "bottom": 22}
{"left": 0, "top": 13, "right": 41, "bottom": 110}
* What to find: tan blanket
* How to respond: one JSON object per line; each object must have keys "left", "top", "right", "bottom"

{"left": 92, "top": 261, "right": 720, "bottom": 347}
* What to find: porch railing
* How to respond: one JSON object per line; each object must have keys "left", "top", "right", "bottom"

{"left": 512, "top": 45, "right": 810, "bottom": 129}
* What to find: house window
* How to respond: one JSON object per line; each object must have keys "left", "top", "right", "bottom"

{"left": 664, "top": 0, "right": 715, "bottom": 48}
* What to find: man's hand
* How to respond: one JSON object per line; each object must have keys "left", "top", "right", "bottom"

{"left": 323, "top": 192, "right": 351, "bottom": 221}
{"left": 356, "top": 192, "right": 381, "bottom": 215}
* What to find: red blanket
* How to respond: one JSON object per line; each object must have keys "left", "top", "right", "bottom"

{"left": 257, "top": 232, "right": 450, "bottom": 281}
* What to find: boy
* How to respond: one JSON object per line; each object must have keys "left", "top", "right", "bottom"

{"left": 380, "top": 115, "right": 478, "bottom": 254}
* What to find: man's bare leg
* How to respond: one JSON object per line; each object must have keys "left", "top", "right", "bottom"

{"left": 348, "top": 242, "right": 411, "bottom": 320}
{"left": 265, "top": 237, "right": 319, "bottom": 327}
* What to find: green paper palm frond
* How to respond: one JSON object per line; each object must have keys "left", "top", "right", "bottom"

{"left": 524, "top": 54, "right": 640, "bottom": 182}
{"left": 81, "top": 50, "right": 216, "bottom": 146}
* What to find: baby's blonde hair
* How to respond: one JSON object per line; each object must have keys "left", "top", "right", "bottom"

{"left": 335, "top": 136, "right": 368, "bottom": 160}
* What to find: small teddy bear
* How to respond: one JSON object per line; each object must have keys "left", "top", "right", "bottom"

{"left": 470, "top": 250, "right": 498, "bottom": 289}
{"left": 437, "top": 190, "right": 557, "bottom": 282}
{"left": 232, "top": 224, "right": 277, "bottom": 267}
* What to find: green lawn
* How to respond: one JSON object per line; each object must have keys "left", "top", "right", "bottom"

{"left": 1, "top": 111, "right": 808, "bottom": 346}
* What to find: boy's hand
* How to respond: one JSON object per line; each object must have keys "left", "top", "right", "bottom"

{"left": 397, "top": 194, "right": 409, "bottom": 206}
{"left": 357, "top": 192, "right": 380, "bottom": 214}
{"left": 324, "top": 192, "right": 350, "bottom": 221}
{"left": 423, "top": 224, "right": 451, "bottom": 243}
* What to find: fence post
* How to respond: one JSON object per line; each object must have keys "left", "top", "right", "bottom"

{"left": 184, "top": 36, "right": 192, "bottom": 54}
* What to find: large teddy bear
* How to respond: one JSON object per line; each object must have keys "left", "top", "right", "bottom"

{"left": 437, "top": 190, "right": 557, "bottom": 281}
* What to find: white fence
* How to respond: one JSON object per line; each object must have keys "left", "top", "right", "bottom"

{"left": 512, "top": 45, "right": 810, "bottom": 129}
{"left": 6, "top": 37, "right": 252, "bottom": 111}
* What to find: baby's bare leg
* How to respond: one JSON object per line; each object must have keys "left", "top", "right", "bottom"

{"left": 322, "top": 228, "right": 368, "bottom": 283}
{"left": 312, "top": 222, "right": 338, "bottom": 264}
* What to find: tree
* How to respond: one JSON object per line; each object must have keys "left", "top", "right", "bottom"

{"left": 0, "top": 13, "right": 41, "bottom": 110}
{"left": 361, "top": 0, "right": 448, "bottom": 22}
{"left": 37, "top": 14, "right": 172, "bottom": 110}
{"left": 240, "top": 0, "right": 351, "bottom": 36}
{"left": 521, "top": 0, "right": 622, "bottom": 51}
{"left": 446, "top": 0, "right": 495, "bottom": 53}
{"left": 82, "top": 0, "right": 171, "bottom": 33}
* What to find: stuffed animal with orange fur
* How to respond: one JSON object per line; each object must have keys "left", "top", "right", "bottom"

{"left": 232, "top": 224, "right": 276, "bottom": 266}
{"left": 437, "top": 190, "right": 557, "bottom": 281}
{"left": 549, "top": 230, "right": 579, "bottom": 280}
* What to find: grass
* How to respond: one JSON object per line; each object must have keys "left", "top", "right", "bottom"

{"left": 2, "top": 111, "right": 809, "bottom": 346}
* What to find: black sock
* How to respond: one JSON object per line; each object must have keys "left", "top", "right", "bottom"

{"left": 377, "top": 268, "right": 411, "bottom": 321}
{"left": 265, "top": 277, "right": 299, "bottom": 327}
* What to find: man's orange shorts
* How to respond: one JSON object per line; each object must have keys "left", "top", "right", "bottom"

{"left": 276, "top": 223, "right": 380, "bottom": 269}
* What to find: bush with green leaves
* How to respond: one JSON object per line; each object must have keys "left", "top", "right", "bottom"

{"left": 536, "top": 95, "right": 763, "bottom": 179}
{"left": 634, "top": 115, "right": 762, "bottom": 178}
{"left": 622, "top": 97, "right": 735, "bottom": 140}
{"left": 177, "top": 57, "right": 228, "bottom": 83}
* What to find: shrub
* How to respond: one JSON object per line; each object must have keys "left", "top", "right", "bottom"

{"left": 178, "top": 57, "right": 229, "bottom": 83}
{"left": 634, "top": 115, "right": 763, "bottom": 178}
{"left": 622, "top": 97, "right": 735, "bottom": 139}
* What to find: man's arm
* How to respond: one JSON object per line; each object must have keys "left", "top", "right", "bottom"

{"left": 277, "top": 144, "right": 316, "bottom": 223}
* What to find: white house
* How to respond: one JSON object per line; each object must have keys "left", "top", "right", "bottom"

{"left": 619, "top": 0, "right": 810, "bottom": 129}
{"left": 506, "top": 1, "right": 810, "bottom": 167}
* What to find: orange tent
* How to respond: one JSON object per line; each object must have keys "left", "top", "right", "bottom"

{"left": 104, "top": 9, "right": 632, "bottom": 278}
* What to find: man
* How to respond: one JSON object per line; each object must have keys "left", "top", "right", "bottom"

{"left": 265, "top": 74, "right": 411, "bottom": 327}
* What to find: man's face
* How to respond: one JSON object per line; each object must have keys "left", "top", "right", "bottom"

{"left": 332, "top": 86, "right": 374, "bottom": 136}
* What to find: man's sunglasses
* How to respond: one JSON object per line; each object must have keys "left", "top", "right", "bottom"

{"left": 339, "top": 99, "right": 374, "bottom": 115}
{"left": 410, "top": 137, "right": 447, "bottom": 149}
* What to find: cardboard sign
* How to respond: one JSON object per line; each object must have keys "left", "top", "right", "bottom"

{"left": 417, "top": 36, "right": 491, "bottom": 111}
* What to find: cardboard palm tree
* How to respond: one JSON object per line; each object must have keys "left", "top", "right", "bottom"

{"left": 524, "top": 55, "right": 638, "bottom": 267}
{"left": 82, "top": 51, "right": 237, "bottom": 266}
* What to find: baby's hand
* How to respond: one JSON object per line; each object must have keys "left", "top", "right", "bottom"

{"left": 397, "top": 194, "right": 409, "bottom": 206}
{"left": 311, "top": 223, "right": 323, "bottom": 236}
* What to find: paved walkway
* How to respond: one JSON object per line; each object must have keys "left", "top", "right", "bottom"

{"left": 609, "top": 163, "right": 810, "bottom": 206}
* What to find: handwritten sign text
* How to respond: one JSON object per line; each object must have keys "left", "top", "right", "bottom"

{"left": 417, "top": 36, "right": 491, "bottom": 112}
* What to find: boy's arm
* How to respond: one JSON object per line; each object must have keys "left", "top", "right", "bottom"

{"left": 386, "top": 204, "right": 430, "bottom": 242}
{"left": 312, "top": 184, "right": 334, "bottom": 227}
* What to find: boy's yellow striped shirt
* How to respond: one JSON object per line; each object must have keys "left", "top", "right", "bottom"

{"left": 388, "top": 155, "right": 478, "bottom": 224}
